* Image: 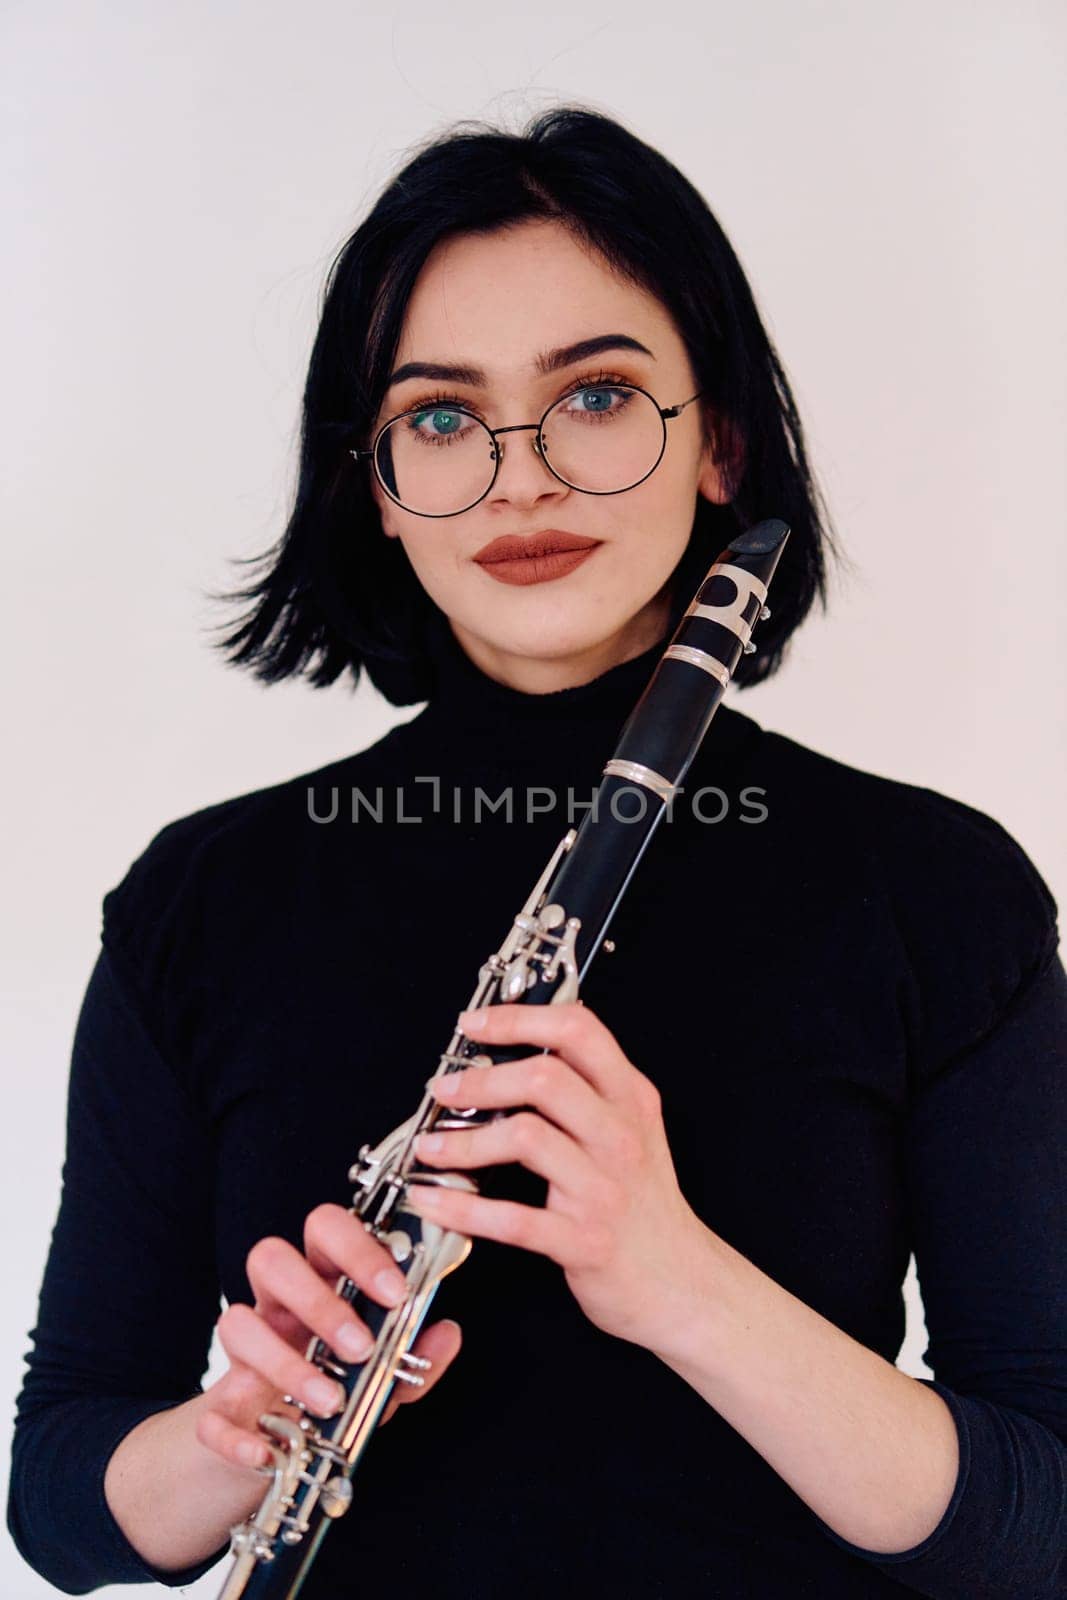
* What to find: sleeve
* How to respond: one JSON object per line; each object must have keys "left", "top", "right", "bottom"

{"left": 815, "top": 814, "right": 1067, "bottom": 1598}
{"left": 6, "top": 937, "right": 229, "bottom": 1593}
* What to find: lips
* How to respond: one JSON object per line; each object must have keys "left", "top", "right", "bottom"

{"left": 473, "top": 530, "right": 602, "bottom": 564}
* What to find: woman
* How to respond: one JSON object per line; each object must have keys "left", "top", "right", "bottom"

{"left": 9, "top": 107, "right": 1065, "bottom": 1598}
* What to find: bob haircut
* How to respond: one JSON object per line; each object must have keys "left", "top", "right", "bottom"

{"left": 210, "top": 104, "right": 838, "bottom": 706}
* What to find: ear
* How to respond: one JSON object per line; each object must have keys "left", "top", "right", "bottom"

{"left": 697, "top": 410, "right": 744, "bottom": 506}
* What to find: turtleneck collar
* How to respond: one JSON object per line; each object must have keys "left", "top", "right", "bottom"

{"left": 412, "top": 603, "right": 761, "bottom": 771}
{"left": 424, "top": 603, "right": 665, "bottom": 722}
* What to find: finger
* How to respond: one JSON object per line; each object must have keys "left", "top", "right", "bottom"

{"left": 208, "top": 1354, "right": 279, "bottom": 1427}
{"left": 427, "top": 1053, "right": 632, "bottom": 1161}
{"left": 414, "top": 1111, "right": 605, "bottom": 1200}
{"left": 380, "top": 1318, "right": 462, "bottom": 1426}
{"left": 404, "top": 1181, "right": 598, "bottom": 1268}
{"left": 216, "top": 1302, "right": 348, "bottom": 1419}
{"left": 456, "top": 1002, "right": 636, "bottom": 1102}
{"left": 250, "top": 1298, "right": 309, "bottom": 1352}
{"left": 302, "top": 1203, "right": 411, "bottom": 1309}
{"left": 198, "top": 1362, "right": 301, "bottom": 1468}
{"left": 246, "top": 1235, "right": 377, "bottom": 1364}
{"left": 196, "top": 1394, "right": 274, "bottom": 1470}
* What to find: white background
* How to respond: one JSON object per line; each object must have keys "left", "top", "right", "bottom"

{"left": 3, "top": 3, "right": 1064, "bottom": 1595}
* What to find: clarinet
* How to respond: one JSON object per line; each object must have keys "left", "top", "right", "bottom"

{"left": 216, "top": 516, "right": 790, "bottom": 1600}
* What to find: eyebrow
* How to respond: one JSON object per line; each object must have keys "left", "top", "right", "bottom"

{"left": 385, "top": 333, "right": 655, "bottom": 389}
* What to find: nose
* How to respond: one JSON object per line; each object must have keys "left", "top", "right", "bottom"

{"left": 488, "top": 429, "right": 564, "bottom": 506}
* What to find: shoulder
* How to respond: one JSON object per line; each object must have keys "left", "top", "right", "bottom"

{"left": 757, "top": 723, "right": 1056, "bottom": 922}
{"left": 752, "top": 723, "right": 1060, "bottom": 1072}
{"left": 99, "top": 720, "right": 416, "bottom": 967}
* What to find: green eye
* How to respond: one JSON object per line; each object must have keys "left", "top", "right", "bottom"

{"left": 416, "top": 409, "right": 459, "bottom": 432}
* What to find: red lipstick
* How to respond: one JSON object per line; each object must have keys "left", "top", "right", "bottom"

{"left": 473, "top": 530, "right": 602, "bottom": 587}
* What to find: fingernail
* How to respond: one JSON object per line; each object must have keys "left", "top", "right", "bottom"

{"left": 459, "top": 1009, "right": 487, "bottom": 1030}
{"left": 427, "top": 1073, "right": 459, "bottom": 1098}
{"left": 239, "top": 1438, "right": 269, "bottom": 1466}
{"left": 307, "top": 1377, "right": 344, "bottom": 1415}
{"left": 375, "top": 1268, "right": 407, "bottom": 1305}
{"left": 417, "top": 1132, "right": 444, "bottom": 1154}
{"left": 335, "top": 1321, "right": 374, "bottom": 1361}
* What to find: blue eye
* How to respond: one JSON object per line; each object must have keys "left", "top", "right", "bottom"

{"left": 559, "top": 384, "right": 632, "bottom": 421}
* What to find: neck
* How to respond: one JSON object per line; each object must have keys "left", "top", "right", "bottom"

{"left": 447, "top": 591, "right": 673, "bottom": 697}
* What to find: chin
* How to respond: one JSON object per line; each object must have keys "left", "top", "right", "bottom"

{"left": 436, "top": 566, "right": 668, "bottom": 660}
{"left": 467, "top": 619, "right": 606, "bottom": 663}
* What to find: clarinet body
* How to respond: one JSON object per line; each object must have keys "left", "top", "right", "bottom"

{"left": 215, "top": 517, "right": 790, "bottom": 1600}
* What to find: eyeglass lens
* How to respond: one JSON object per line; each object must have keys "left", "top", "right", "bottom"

{"left": 374, "top": 385, "right": 666, "bottom": 516}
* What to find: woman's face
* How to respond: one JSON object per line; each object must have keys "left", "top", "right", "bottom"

{"left": 367, "top": 218, "right": 731, "bottom": 692}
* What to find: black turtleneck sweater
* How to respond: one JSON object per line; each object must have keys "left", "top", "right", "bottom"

{"left": 9, "top": 613, "right": 1067, "bottom": 1598}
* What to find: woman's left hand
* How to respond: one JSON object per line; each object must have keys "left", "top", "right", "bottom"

{"left": 403, "top": 1000, "right": 713, "bottom": 1354}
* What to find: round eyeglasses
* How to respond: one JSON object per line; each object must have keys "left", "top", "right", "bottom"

{"left": 349, "top": 383, "right": 704, "bottom": 518}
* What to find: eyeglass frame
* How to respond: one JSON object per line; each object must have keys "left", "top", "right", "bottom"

{"left": 348, "top": 383, "right": 705, "bottom": 518}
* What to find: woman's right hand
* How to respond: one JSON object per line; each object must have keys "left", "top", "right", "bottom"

{"left": 195, "top": 1203, "right": 462, "bottom": 1470}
